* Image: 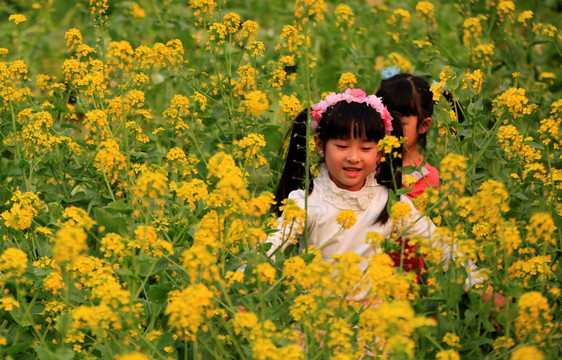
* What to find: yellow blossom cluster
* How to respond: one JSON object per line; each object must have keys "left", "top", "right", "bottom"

{"left": 493, "top": 87, "right": 538, "bottom": 118}
{"left": 515, "top": 291, "right": 553, "bottom": 343}
{"left": 165, "top": 284, "right": 215, "bottom": 341}
{"left": 239, "top": 90, "right": 269, "bottom": 117}
{"left": 233, "top": 133, "right": 268, "bottom": 169}
{"left": 334, "top": 4, "right": 355, "bottom": 32}
{"left": 1, "top": 191, "right": 45, "bottom": 231}
{"left": 337, "top": 72, "right": 357, "bottom": 91}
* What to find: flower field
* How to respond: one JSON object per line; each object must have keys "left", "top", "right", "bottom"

{"left": 0, "top": 0, "right": 560, "bottom": 359}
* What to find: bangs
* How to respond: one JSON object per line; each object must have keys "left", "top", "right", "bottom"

{"left": 317, "top": 101, "right": 386, "bottom": 141}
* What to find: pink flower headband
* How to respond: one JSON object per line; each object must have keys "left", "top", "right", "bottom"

{"left": 310, "top": 88, "right": 393, "bottom": 135}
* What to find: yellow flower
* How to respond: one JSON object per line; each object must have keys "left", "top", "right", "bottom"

{"left": 134, "top": 169, "right": 168, "bottom": 200}
{"left": 497, "top": 1, "right": 515, "bottom": 21}
{"left": 233, "top": 133, "right": 268, "bottom": 168}
{"left": 378, "top": 135, "right": 401, "bottom": 154}
{"left": 43, "top": 271, "right": 64, "bottom": 294}
{"left": 526, "top": 212, "right": 557, "bottom": 246}
{"left": 430, "top": 82, "right": 445, "bottom": 101}
{"left": 390, "top": 202, "right": 412, "bottom": 222}
{"left": 63, "top": 206, "right": 96, "bottom": 230}
{"left": 462, "top": 16, "right": 486, "bottom": 45}
{"left": 289, "top": 293, "right": 317, "bottom": 321}
{"left": 515, "top": 291, "right": 553, "bottom": 341}
{"left": 64, "top": 28, "right": 82, "bottom": 50}
{"left": 338, "top": 72, "right": 357, "bottom": 91}
{"left": 170, "top": 179, "right": 208, "bottom": 207}
{"left": 130, "top": 3, "right": 146, "bottom": 18}
{"left": 511, "top": 345, "right": 544, "bottom": 360}
{"left": 0, "top": 248, "right": 28, "bottom": 278}
{"left": 334, "top": 4, "right": 354, "bottom": 31}
{"left": 239, "top": 90, "right": 269, "bottom": 117}
{"left": 117, "top": 353, "right": 150, "bottom": 360}
{"left": 294, "top": 0, "right": 327, "bottom": 25}
{"left": 442, "top": 332, "right": 461, "bottom": 348}
{"left": 436, "top": 349, "right": 461, "bottom": 360}
{"left": 385, "top": 53, "right": 412, "bottom": 73}
{"left": 493, "top": 87, "right": 537, "bottom": 118}
{"left": 0, "top": 296, "right": 20, "bottom": 311}
{"left": 9, "top": 14, "right": 27, "bottom": 24}
{"left": 255, "top": 263, "right": 276, "bottom": 284}
{"left": 416, "top": 1, "right": 435, "bottom": 21}
{"left": 279, "top": 94, "right": 302, "bottom": 118}
{"left": 463, "top": 69, "right": 484, "bottom": 93}
{"left": 53, "top": 224, "right": 88, "bottom": 264}
{"left": 165, "top": 284, "right": 215, "bottom": 341}
{"left": 1, "top": 191, "right": 45, "bottom": 231}
{"left": 232, "top": 311, "right": 259, "bottom": 335}
{"left": 517, "top": 10, "right": 533, "bottom": 23}
{"left": 336, "top": 209, "right": 356, "bottom": 230}
{"left": 440, "top": 153, "right": 467, "bottom": 196}
{"left": 388, "top": 9, "right": 411, "bottom": 27}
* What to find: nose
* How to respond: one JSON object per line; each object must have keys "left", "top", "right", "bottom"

{"left": 346, "top": 146, "right": 360, "bottom": 163}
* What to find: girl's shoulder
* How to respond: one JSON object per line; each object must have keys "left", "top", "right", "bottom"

{"left": 287, "top": 189, "right": 322, "bottom": 209}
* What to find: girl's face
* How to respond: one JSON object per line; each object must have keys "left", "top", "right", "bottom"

{"left": 316, "top": 136, "right": 380, "bottom": 191}
{"left": 400, "top": 115, "right": 431, "bottom": 153}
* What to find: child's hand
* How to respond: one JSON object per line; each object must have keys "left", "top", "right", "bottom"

{"left": 483, "top": 285, "right": 506, "bottom": 308}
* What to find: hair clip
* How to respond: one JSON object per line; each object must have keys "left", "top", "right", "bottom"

{"left": 381, "top": 66, "right": 400, "bottom": 80}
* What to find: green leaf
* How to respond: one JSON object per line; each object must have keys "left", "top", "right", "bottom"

{"left": 33, "top": 345, "right": 74, "bottom": 360}
{"left": 93, "top": 208, "right": 128, "bottom": 235}
{"left": 2, "top": 340, "right": 34, "bottom": 355}
{"left": 105, "top": 199, "right": 134, "bottom": 214}
{"left": 56, "top": 313, "right": 72, "bottom": 339}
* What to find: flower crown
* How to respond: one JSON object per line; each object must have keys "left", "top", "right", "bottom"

{"left": 310, "top": 88, "right": 393, "bottom": 135}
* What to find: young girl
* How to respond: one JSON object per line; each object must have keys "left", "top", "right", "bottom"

{"left": 375, "top": 74, "right": 439, "bottom": 277}
{"left": 376, "top": 73, "right": 439, "bottom": 199}
{"left": 267, "top": 88, "right": 481, "bottom": 293}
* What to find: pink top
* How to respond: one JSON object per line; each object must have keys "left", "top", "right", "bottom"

{"left": 405, "top": 160, "right": 440, "bottom": 199}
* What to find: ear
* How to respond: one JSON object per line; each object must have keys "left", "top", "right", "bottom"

{"left": 314, "top": 134, "right": 323, "bottom": 154}
{"left": 418, "top": 117, "right": 432, "bottom": 135}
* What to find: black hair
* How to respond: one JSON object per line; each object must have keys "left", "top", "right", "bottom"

{"left": 273, "top": 101, "right": 403, "bottom": 225}
{"left": 376, "top": 73, "right": 434, "bottom": 150}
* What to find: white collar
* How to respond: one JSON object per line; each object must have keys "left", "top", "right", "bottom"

{"left": 313, "top": 164, "right": 380, "bottom": 210}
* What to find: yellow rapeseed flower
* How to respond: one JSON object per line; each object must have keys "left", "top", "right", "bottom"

{"left": 130, "top": 3, "right": 146, "bottom": 18}
{"left": 165, "top": 284, "right": 215, "bottom": 340}
{"left": 0, "top": 296, "right": 20, "bottom": 311}
{"left": 53, "top": 224, "right": 88, "bottom": 264}
{"left": 511, "top": 346, "right": 544, "bottom": 360}
{"left": 279, "top": 94, "right": 302, "bottom": 118}
{"left": 338, "top": 72, "right": 357, "bottom": 91}
{"left": 515, "top": 291, "right": 553, "bottom": 341}
{"left": 239, "top": 90, "right": 269, "bottom": 117}
{"left": 9, "top": 14, "right": 27, "bottom": 24}
{"left": 390, "top": 202, "right": 412, "bottom": 222}
{"left": 255, "top": 262, "right": 276, "bottom": 284}
{"left": 436, "top": 349, "right": 461, "bottom": 360}
{"left": 526, "top": 212, "right": 557, "bottom": 246}
{"left": 0, "top": 248, "right": 28, "bottom": 278}
{"left": 334, "top": 4, "right": 355, "bottom": 31}
{"left": 416, "top": 1, "right": 435, "bottom": 21}
{"left": 462, "top": 69, "right": 484, "bottom": 93}
{"left": 336, "top": 209, "right": 357, "bottom": 229}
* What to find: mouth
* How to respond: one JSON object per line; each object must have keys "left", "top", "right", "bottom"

{"left": 343, "top": 167, "right": 361, "bottom": 176}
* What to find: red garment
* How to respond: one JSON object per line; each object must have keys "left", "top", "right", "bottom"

{"left": 388, "top": 160, "right": 439, "bottom": 281}
{"left": 405, "top": 162, "right": 440, "bottom": 200}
